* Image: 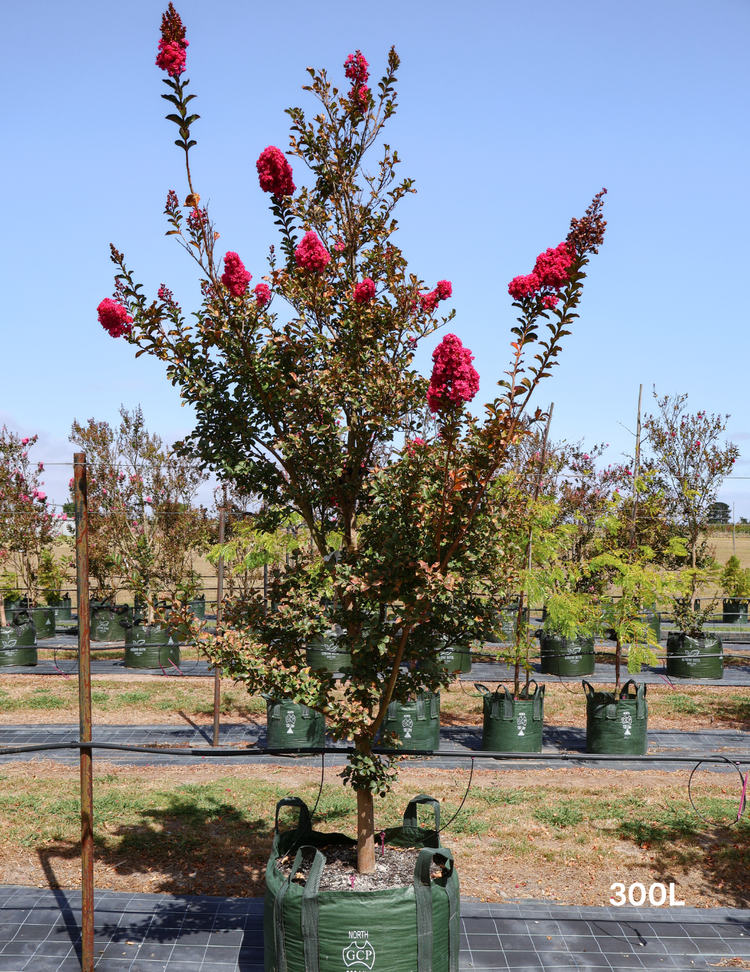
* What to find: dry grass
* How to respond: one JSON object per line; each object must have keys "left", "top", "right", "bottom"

{"left": 1, "top": 675, "right": 749, "bottom": 731}
{"left": 0, "top": 761, "right": 747, "bottom": 908}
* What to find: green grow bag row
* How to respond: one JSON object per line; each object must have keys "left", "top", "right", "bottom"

{"left": 306, "top": 635, "right": 351, "bottom": 674}
{"left": 722, "top": 599, "right": 748, "bottom": 625}
{"left": 540, "top": 633, "right": 595, "bottom": 676}
{"left": 382, "top": 692, "right": 440, "bottom": 751}
{"left": 265, "top": 697, "right": 326, "bottom": 750}
{"left": 475, "top": 681, "right": 545, "bottom": 753}
{"left": 666, "top": 633, "right": 723, "bottom": 679}
{"left": 123, "top": 624, "right": 180, "bottom": 669}
{"left": 0, "top": 612, "right": 37, "bottom": 666}
{"left": 584, "top": 679, "right": 648, "bottom": 755}
{"left": 265, "top": 795, "right": 459, "bottom": 972}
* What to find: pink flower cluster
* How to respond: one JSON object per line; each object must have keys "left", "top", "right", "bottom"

{"left": 344, "top": 50, "right": 369, "bottom": 110}
{"left": 508, "top": 242, "right": 575, "bottom": 306}
{"left": 156, "top": 38, "right": 188, "bottom": 77}
{"left": 419, "top": 279, "right": 452, "bottom": 314}
{"left": 254, "top": 283, "right": 271, "bottom": 307}
{"left": 353, "top": 278, "right": 376, "bottom": 304}
{"left": 405, "top": 436, "right": 426, "bottom": 457}
{"left": 427, "top": 333, "right": 480, "bottom": 413}
{"left": 256, "top": 146, "right": 296, "bottom": 199}
{"left": 295, "top": 231, "right": 330, "bottom": 272}
{"left": 97, "top": 298, "right": 133, "bottom": 338}
{"left": 155, "top": 4, "right": 188, "bottom": 77}
{"left": 221, "top": 252, "right": 252, "bottom": 297}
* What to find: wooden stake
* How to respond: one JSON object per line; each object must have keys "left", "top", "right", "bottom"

{"left": 630, "top": 384, "right": 643, "bottom": 554}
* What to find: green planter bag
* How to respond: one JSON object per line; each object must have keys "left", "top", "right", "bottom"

{"left": 31, "top": 607, "right": 55, "bottom": 640}
{"left": 666, "top": 633, "right": 723, "bottom": 679}
{"left": 189, "top": 596, "right": 206, "bottom": 619}
{"left": 584, "top": 679, "right": 648, "bottom": 755}
{"left": 264, "top": 795, "right": 459, "bottom": 972}
{"left": 50, "top": 596, "right": 72, "bottom": 622}
{"left": 476, "top": 681, "right": 545, "bottom": 752}
{"left": 540, "top": 632, "right": 595, "bottom": 676}
{"left": 382, "top": 692, "right": 441, "bottom": 751}
{"left": 123, "top": 623, "right": 180, "bottom": 669}
{"left": 306, "top": 634, "right": 351, "bottom": 674}
{"left": 90, "top": 602, "right": 131, "bottom": 642}
{"left": 0, "top": 611, "right": 37, "bottom": 666}
{"left": 436, "top": 641, "right": 472, "bottom": 675}
{"left": 264, "top": 697, "right": 326, "bottom": 750}
{"left": 722, "top": 600, "right": 748, "bottom": 625}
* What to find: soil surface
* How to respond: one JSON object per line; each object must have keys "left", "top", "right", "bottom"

{"left": 277, "top": 844, "right": 448, "bottom": 892}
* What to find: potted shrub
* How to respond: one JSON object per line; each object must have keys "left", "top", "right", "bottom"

{"left": 99, "top": 6, "right": 606, "bottom": 964}
{"left": 0, "top": 429, "right": 60, "bottom": 647}
{"left": 585, "top": 548, "right": 677, "bottom": 754}
{"left": 667, "top": 564, "right": 724, "bottom": 679}
{"left": 719, "top": 555, "right": 750, "bottom": 625}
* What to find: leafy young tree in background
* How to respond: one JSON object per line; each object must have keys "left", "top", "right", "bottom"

{"left": 98, "top": 5, "right": 606, "bottom": 872}
{"left": 69, "top": 405, "right": 209, "bottom": 620}
{"left": 0, "top": 429, "right": 62, "bottom": 624}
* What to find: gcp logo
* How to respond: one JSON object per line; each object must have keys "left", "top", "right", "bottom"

{"left": 343, "top": 932, "right": 375, "bottom": 970}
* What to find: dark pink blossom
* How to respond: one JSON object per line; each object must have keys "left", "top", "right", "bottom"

{"left": 156, "top": 39, "right": 188, "bottom": 77}
{"left": 256, "top": 146, "right": 296, "bottom": 198}
{"left": 405, "top": 436, "right": 427, "bottom": 457}
{"left": 427, "top": 333, "right": 480, "bottom": 413}
{"left": 533, "top": 242, "right": 575, "bottom": 289}
{"left": 295, "top": 231, "right": 330, "bottom": 272}
{"left": 221, "top": 252, "right": 252, "bottom": 297}
{"left": 97, "top": 298, "right": 133, "bottom": 338}
{"left": 420, "top": 291, "right": 439, "bottom": 314}
{"left": 156, "top": 4, "right": 188, "bottom": 76}
{"left": 21, "top": 438, "right": 29, "bottom": 445}
{"left": 353, "top": 278, "right": 376, "bottom": 304}
{"left": 254, "top": 283, "right": 271, "bottom": 307}
{"left": 541, "top": 294, "right": 559, "bottom": 309}
{"left": 344, "top": 51, "right": 370, "bottom": 110}
{"left": 436, "top": 280, "right": 452, "bottom": 301}
{"left": 508, "top": 273, "right": 541, "bottom": 300}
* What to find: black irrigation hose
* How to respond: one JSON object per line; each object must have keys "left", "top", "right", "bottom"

{"left": 687, "top": 757, "right": 750, "bottom": 828}
{"left": 2, "top": 741, "right": 750, "bottom": 765}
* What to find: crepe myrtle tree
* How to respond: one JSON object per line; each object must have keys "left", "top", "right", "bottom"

{"left": 96, "top": 5, "right": 607, "bottom": 872}
{"left": 69, "top": 406, "right": 209, "bottom": 621}
{"left": 643, "top": 390, "right": 738, "bottom": 610}
{"left": 0, "top": 428, "right": 61, "bottom": 625}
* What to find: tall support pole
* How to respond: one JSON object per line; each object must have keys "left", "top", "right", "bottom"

{"left": 74, "top": 452, "right": 94, "bottom": 972}
{"left": 629, "top": 384, "right": 643, "bottom": 555}
{"left": 213, "top": 497, "right": 226, "bottom": 748}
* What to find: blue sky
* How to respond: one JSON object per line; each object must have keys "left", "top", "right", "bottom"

{"left": 1, "top": 0, "right": 749, "bottom": 513}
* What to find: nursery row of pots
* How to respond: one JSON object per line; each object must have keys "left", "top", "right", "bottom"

{"left": 264, "top": 678, "right": 649, "bottom": 756}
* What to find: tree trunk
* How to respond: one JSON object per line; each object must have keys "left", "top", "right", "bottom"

{"left": 0, "top": 600, "right": 6, "bottom": 627}
{"left": 615, "top": 638, "right": 621, "bottom": 694}
{"left": 356, "top": 788, "right": 375, "bottom": 874}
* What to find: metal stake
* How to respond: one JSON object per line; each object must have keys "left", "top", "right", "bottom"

{"left": 74, "top": 452, "right": 94, "bottom": 972}
{"left": 213, "top": 500, "right": 226, "bottom": 748}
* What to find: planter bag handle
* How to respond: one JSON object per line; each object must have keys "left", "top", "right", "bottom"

{"left": 387, "top": 700, "right": 397, "bottom": 720}
{"left": 619, "top": 679, "right": 647, "bottom": 719}
{"left": 403, "top": 794, "right": 441, "bottom": 833}
{"left": 416, "top": 696, "right": 426, "bottom": 721}
{"left": 11, "top": 611, "right": 33, "bottom": 630}
{"left": 531, "top": 682, "right": 544, "bottom": 722}
{"left": 582, "top": 679, "right": 595, "bottom": 702}
{"left": 273, "top": 844, "right": 326, "bottom": 972}
{"left": 274, "top": 797, "right": 312, "bottom": 838}
{"left": 413, "top": 847, "right": 459, "bottom": 972}
{"left": 474, "top": 683, "right": 491, "bottom": 698}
